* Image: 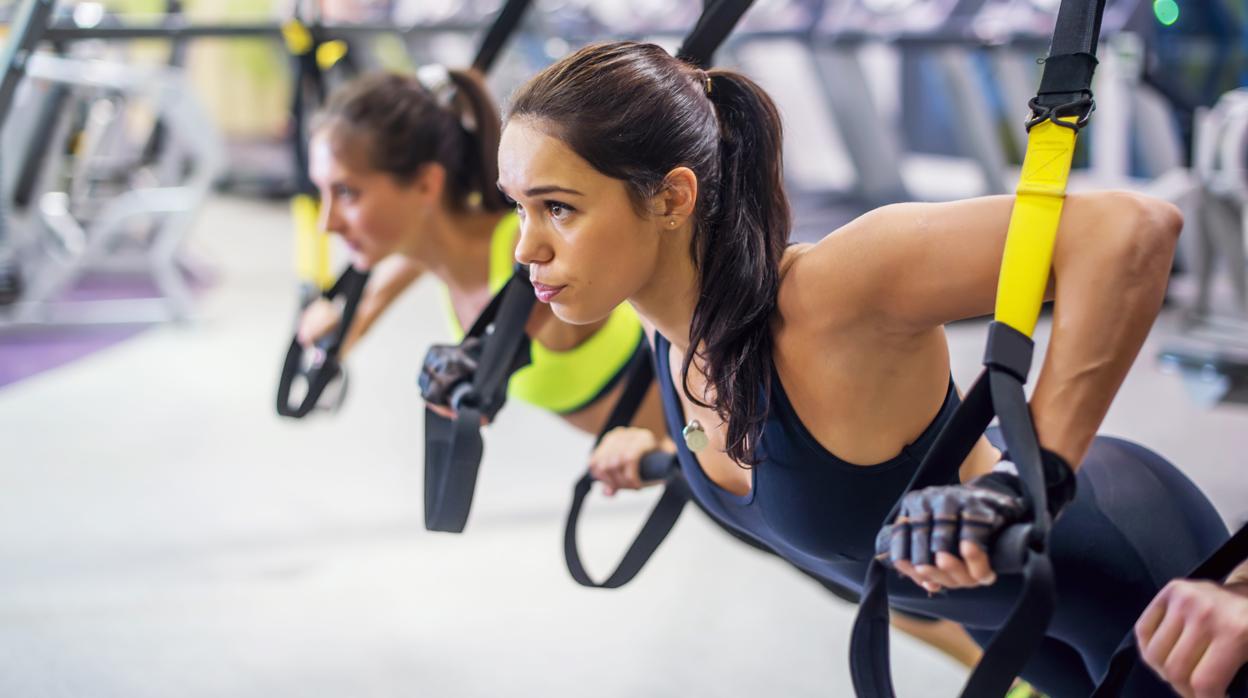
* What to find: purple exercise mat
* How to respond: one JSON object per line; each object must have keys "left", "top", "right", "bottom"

{"left": 0, "top": 272, "right": 209, "bottom": 390}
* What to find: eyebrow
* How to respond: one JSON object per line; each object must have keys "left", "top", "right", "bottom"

{"left": 498, "top": 183, "right": 585, "bottom": 198}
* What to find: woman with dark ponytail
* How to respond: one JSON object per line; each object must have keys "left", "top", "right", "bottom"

{"left": 500, "top": 41, "right": 1228, "bottom": 695}
{"left": 298, "top": 67, "right": 662, "bottom": 446}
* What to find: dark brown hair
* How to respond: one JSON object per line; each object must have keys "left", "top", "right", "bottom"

{"left": 313, "top": 69, "right": 509, "bottom": 212}
{"left": 507, "top": 41, "right": 790, "bottom": 465}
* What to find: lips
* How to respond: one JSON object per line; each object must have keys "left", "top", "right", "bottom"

{"left": 531, "top": 281, "right": 566, "bottom": 303}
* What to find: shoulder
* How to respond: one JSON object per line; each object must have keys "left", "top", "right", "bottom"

{"left": 774, "top": 208, "right": 897, "bottom": 338}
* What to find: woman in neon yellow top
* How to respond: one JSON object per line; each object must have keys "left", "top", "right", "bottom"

{"left": 296, "top": 68, "right": 997, "bottom": 677}
{"left": 298, "top": 69, "right": 653, "bottom": 445}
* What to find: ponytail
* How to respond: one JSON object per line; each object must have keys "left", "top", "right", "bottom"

{"left": 446, "top": 68, "right": 509, "bottom": 212}
{"left": 685, "top": 70, "right": 789, "bottom": 465}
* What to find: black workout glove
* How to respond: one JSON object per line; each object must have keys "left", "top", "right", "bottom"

{"left": 875, "top": 449, "right": 1077, "bottom": 569}
{"left": 418, "top": 337, "right": 483, "bottom": 408}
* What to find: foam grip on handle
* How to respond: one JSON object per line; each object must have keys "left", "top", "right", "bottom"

{"left": 987, "top": 524, "right": 1032, "bottom": 575}
{"left": 638, "top": 452, "right": 678, "bottom": 483}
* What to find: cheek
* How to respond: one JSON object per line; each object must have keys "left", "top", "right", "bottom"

{"left": 355, "top": 206, "right": 402, "bottom": 248}
{"left": 558, "top": 216, "right": 652, "bottom": 318}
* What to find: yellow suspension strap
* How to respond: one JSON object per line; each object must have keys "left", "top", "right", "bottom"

{"left": 283, "top": 17, "right": 334, "bottom": 303}
{"left": 850, "top": 1, "right": 1106, "bottom": 696}
{"left": 276, "top": 15, "right": 368, "bottom": 419}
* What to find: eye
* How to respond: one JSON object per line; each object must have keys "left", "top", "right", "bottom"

{"left": 332, "top": 184, "right": 358, "bottom": 201}
{"left": 546, "top": 201, "right": 574, "bottom": 221}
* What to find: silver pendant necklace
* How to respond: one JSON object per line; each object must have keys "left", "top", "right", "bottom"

{"left": 682, "top": 419, "right": 709, "bottom": 453}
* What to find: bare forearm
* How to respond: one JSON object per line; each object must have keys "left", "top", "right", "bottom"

{"left": 1030, "top": 194, "right": 1181, "bottom": 467}
{"left": 346, "top": 257, "right": 423, "bottom": 351}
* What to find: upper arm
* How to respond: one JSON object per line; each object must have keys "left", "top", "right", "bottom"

{"left": 372, "top": 255, "right": 425, "bottom": 293}
{"left": 784, "top": 192, "right": 1166, "bottom": 336}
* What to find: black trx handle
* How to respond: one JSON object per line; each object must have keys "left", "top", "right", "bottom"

{"left": 563, "top": 344, "right": 690, "bottom": 589}
{"left": 420, "top": 269, "right": 536, "bottom": 532}
{"left": 850, "top": 2, "right": 1106, "bottom": 695}
{"left": 1091, "top": 523, "right": 1248, "bottom": 696}
{"left": 276, "top": 266, "right": 369, "bottom": 418}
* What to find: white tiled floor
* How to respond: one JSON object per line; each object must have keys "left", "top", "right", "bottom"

{"left": 0, "top": 196, "right": 1245, "bottom": 697}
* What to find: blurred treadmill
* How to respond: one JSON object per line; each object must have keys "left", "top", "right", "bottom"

{"left": 811, "top": 0, "right": 1013, "bottom": 203}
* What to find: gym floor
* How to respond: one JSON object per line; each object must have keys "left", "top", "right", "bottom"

{"left": 1, "top": 195, "right": 1246, "bottom": 697}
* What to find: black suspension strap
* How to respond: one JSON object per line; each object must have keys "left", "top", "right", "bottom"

{"left": 411, "top": 0, "right": 536, "bottom": 531}
{"left": 849, "top": 1, "right": 1106, "bottom": 696}
{"left": 470, "top": 0, "right": 531, "bottom": 74}
{"left": 276, "top": 266, "right": 369, "bottom": 418}
{"left": 676, "top": 0, "right": 756, "bottom": 69}
{"left": 563, "top": 344, "right": 686, "bottom": 588}
{"left": 421, "top": 269, "right": 535, "bottom": 532}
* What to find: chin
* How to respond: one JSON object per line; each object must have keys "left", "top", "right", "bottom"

{"left": 349, "top": 251, "right": 376, "bottom": 271}
{"left": 550, "top": 298, "right": 613, "bottom": 326}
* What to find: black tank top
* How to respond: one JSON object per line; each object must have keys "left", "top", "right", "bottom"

{"left": 653, "top": 332, "right": 961, "bottom": 589}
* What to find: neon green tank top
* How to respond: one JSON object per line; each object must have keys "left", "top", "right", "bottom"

{"left": 442, "top": 213, "right": 644, "bottom": 414}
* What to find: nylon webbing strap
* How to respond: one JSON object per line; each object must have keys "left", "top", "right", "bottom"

{"left": 1048, "top": 0, "right": 1105, "bottom": 57}
{"left": 850, "top": 0, "right": 1103, "bottom": 694}
{"left": 424, "top": 404, "right": 485, "bottom": 531}
{"left": 423, "top": 271, "right": 535, "bottom": 532}
{"left": 465, "top": 270, "right": 536, "bottom": 410}
{"left": 276, "top": 266, "right": 370, "bottom": 418}
{"left": 471, "top": 0, "right": 531, "bottom": 73}
{"left": 1091, "top": 524, "right": 1248, "bottom": 697}
{"left": 564, "top": 344, "right": 688, "bottom": 588}
{"left": 676, "top": 0, "right": 755, "bottom": 68}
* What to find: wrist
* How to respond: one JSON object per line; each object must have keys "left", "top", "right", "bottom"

{"left": 995, "top": 448, "right": 1077, "bottom": 517}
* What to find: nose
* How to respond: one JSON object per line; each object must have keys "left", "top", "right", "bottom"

{"left": 513, "top": 215, "right": 553, "bottom": 267}
{"left": 318, "top": 198, "right": 344, "bottom": 236}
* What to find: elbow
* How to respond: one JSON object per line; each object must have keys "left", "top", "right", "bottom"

{"left": 1097, "top": 191, "right": 1181, "bottom": 288}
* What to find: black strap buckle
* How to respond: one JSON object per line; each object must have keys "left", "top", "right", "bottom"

{"left": 1026, "top": 94, "right": 1096, "bottom": 132}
